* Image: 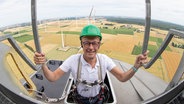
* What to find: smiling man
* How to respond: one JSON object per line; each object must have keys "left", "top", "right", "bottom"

{"left": 34, "top": 24, "right": 149, "bottom": 104}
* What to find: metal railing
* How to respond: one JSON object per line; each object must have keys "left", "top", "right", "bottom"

{"left": 31, "top": 0, "right": 41, "bottom": 53}
{"left": 142, "top": 0, "right": 151, "bottom": 54}
{"left": 143, "top": 29, "right": 184, "bottom": 69}
{"left": 0, "top": 34, "right": 38, "bottom": 71}
{"left": 141, "top": 0, "right": 184, "bottom": 94}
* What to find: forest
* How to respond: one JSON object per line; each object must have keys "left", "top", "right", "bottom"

{"left": 105, "top": 16, "right": 184, "bottom": 31}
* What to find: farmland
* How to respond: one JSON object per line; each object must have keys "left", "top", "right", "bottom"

{"left": 2, "top": 18, "right": 184, "bottom": 82}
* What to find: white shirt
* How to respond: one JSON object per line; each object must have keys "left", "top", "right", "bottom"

{"left": 59, "top": 53, "right": 116, "bottom": 97}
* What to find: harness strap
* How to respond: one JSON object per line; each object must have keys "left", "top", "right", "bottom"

{"left": 76, "top": 54, "right": 103, "bottom": 86}
{"left": 97, "top": 55, "right": 103, "bottom": 83}
{"left": 76, "top": 55, "right": 82, "bottom": 85}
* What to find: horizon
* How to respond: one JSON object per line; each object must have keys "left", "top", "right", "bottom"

{"left": 1, "top": 16, "right": 183, "bottom": 31}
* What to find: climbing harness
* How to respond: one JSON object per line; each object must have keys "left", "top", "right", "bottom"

{"left": 68, "top": 54, "right": 110, "bottom": 104}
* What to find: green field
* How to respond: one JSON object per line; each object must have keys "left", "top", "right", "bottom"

{"left": 149, "top": 36, "right": 171, "bottom": 51}
{"left": 14, "top": 34, "right": 33, "bottom": 43}
{"left": 100, "top": 28, "right": 134, "bottom": 35}
{"left": 131, "top": 44, "right": 162, "bottom": 59}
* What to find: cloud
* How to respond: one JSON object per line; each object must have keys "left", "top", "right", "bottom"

{"left": 0, "top": 0, "right": 184, "bottom": 27}
{"left": 0, "top": 0, "right": 31, "bottom": 27}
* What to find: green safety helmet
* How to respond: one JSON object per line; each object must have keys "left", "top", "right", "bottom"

{"left": 80, "top": 24, "right": 102, "bottom": 41}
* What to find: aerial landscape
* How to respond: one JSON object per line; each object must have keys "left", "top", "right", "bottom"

{"left": 0, "top": 0, "right": 184, "bottom": 104}
{"left": 1, "top": 17, "right": 183, "bottom": 82}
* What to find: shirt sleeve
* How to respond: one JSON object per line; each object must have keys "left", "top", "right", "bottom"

{"left": 59, "top": 54, "right": 77, "bottom": 72}
{"left": 102, "top": 54, "right": 116, "bottom": 71}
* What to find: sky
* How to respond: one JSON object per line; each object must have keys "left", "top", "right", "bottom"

{"left": 0, "top": 0, "right": 184, "bottom": 27}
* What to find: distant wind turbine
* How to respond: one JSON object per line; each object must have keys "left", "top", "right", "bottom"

{"left": 88, "top": 6, "right": 94, "bottom": 24}
{"left": 75, "top": 16, "right": 78, "bottom": 28}
{"left": 61, "top": 31, "right": 65, "bottom": 48}
{"left": 93, "top": 9, "right": 96, "bottom": 24}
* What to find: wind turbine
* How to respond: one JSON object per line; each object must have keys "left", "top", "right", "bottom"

{"left": 59, "top": 19, "right": 65, "bottom": 49}
{"left": 61, "top": 31, "right": 65, "bottom": 48}
{"left": 75, "top": 16, "right": 78, "bottom": 28}
{"left": 88, "top": 6, "right": 94, "bottom": 24}
{"left": 93, "top": 9, "right": 96, "bottom": 24}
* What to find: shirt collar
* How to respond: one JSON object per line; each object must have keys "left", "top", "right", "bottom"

{"left": 81, "top": 54, "right": 100, "bottom": 67}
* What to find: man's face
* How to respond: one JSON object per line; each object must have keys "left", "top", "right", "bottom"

{"left": 81, "top": 36, "right": 101, "bottom": 60}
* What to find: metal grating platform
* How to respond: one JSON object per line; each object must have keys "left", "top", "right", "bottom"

{"left": 0, "top": 91, "right": 15, "bottom": 104}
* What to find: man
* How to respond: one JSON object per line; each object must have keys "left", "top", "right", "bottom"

{"left": 34, "top": 24, "right": 149, "bottom": 104}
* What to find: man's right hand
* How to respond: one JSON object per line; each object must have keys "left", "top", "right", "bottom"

{"left": 34, "top": 52, "right": 46, "bottom": 64}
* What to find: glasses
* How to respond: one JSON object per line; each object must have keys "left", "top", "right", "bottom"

{"left": 82, "top": 41, "right": 100, "bottom": 48}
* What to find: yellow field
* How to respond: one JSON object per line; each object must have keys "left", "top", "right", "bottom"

{"left": 3, "top": 19, "right": 184, "bottom": 83}
{"left": 162, "top": 51, "right": 182, "bottom": 80}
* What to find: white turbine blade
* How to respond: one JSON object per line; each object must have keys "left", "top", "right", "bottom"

{"left": 88, "top": 6, "right": 94, "bottom": 24}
